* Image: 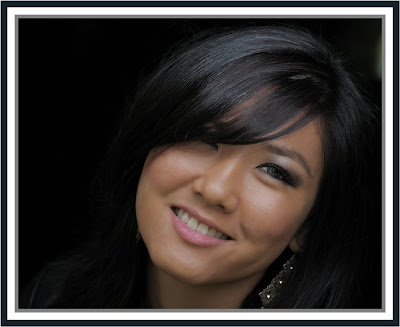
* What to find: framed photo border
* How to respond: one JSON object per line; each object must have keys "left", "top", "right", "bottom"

{"left": 2, "top": 1, "right": 398, "bottom": 326}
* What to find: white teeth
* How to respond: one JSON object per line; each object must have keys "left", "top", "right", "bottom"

{"left": 177, "top": 208, "right": 190, "bottom": 223}
{"left": 181, "top": 212, "right": 189, "bottom": 223}
{"left": 174, "top": 207, "right": 229, "bottom": 240}
{"left": 196, "top": 223, "right": 209, "bottom": 235}
{"left": 207, "top": 228, "right": 217, "bottom": 237}
{"left": 187, "top": 217, "right": 199, "bottom": 230}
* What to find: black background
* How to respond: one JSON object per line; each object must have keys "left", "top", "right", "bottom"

{"left": 18, "top": 18, "right": 382, "bottom": 300}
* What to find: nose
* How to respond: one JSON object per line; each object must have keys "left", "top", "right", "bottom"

{"left": 192, "top": 158, "right": 240, "bottom": 213}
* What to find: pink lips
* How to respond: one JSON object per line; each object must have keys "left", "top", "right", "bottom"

{"left": 171, "top": 209, "right": 228, "bottom": 247}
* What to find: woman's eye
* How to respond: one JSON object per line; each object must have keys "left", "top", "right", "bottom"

{"left": 260, "top": 165, "right": 285, "bottom": 180}
{"left": 258, "top": 164, "right": 298, "bottom": 186}
{"left": 264, "top": 166, "right": 284, "bottom": 179}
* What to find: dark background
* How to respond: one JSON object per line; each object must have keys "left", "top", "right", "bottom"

{"left": 18, "top": 18, "right": 382, "bottom": 304}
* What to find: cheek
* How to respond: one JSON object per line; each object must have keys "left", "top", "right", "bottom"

{"left": 138, "top": 155, "right": 183, "bottom": 198}
{"left": 242, "top": 189, "right": 312, "bottom": 244}
{"left": 136, "top": 149, "right": 210, "bottom": 235}
{"left": 139, "top": 149, "right": 209, "bottom": 194}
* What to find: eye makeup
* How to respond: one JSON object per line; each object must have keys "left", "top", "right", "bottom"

{"left": 257, "top": 163, "right": 302, "bottom": 187}
{"left": 262, "top": 143, "right": 312, "bottom": 178}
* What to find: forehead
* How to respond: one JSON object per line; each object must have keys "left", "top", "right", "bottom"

{"left": 272, "top": 119, "right": 322, "bottom": 145}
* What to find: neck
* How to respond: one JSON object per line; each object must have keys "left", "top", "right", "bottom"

{"left": 145, "top": 261, "right": 262, "bottom": 309}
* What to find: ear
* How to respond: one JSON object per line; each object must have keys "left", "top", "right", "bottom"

{"left": 288, "top": 224, "right": 309, "bottom": 253}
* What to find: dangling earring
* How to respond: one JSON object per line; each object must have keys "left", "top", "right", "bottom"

{"left": 136, "top": 228, "right": 141, "bottom": 245}
{"left": 259, "top": 254, "right": 297, "bottom": 308}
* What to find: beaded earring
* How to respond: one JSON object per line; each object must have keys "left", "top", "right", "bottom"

{"left": 259, "top": 254, "right": 297, "bottom": 308}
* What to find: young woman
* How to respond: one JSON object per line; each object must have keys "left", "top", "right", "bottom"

{"left": 21, "top": 25, "right": 380, "bottom": 309}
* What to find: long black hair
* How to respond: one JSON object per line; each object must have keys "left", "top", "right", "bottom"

{"left": 37, "top": 25, "right": 379, "bottom": 309}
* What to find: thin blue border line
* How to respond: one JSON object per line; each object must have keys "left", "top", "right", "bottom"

{"left": 1, "top": 1, "right": 398, "bottom": 326}
{"left": 0, "top": 1, "right": 399, "bottom": 7}
{"left": 1, "top": 1, "right": 8, "bottom": 326}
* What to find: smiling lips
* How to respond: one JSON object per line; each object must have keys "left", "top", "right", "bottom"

{"left": 173, "top": 207, "right": 231, "bottom": 240}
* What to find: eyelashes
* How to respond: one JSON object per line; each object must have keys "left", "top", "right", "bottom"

{"left": 257, "top": 163, "right": 300, "bottom": 187}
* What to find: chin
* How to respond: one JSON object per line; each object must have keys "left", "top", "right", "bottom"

{"left": 148, "top": 248, "right": 225, "bottom": 285}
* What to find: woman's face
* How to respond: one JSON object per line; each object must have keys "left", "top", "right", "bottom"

{"left": 136, "top": 121, "right": 323, "bottom": 287}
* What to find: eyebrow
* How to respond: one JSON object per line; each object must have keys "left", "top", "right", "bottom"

{"left": 262, "top": 143, "right": 313, "bottom": 177}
